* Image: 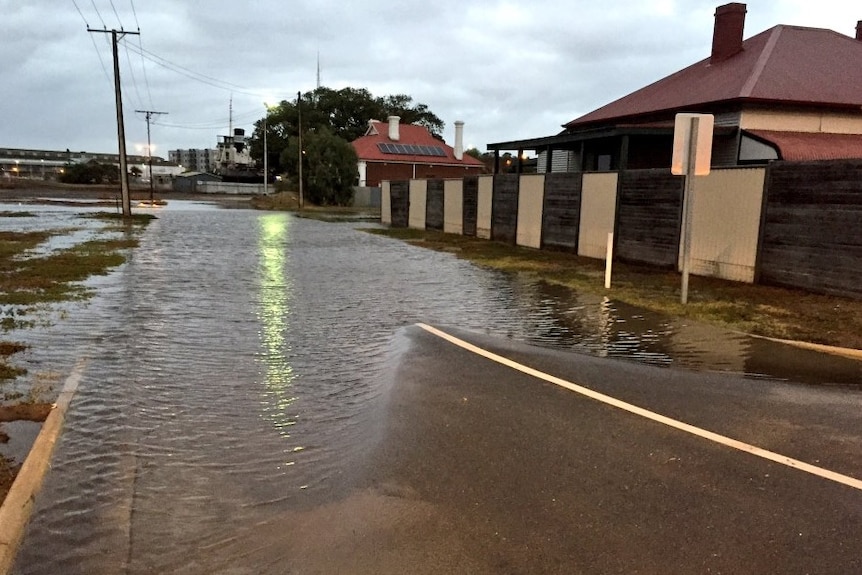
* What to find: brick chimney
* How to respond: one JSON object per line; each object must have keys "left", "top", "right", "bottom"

{"left": 856, "top": 20, "right": 861, "bottom": 41}
{"left": 711, "top": 3, "right": 747, "bottom": 64}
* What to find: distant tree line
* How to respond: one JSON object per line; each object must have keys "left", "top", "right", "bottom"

{"left": 251, "top": 86, "right": 444, "bottom": 206}
{"left": 59, "top": 160, "right": 120, "bottom": 185}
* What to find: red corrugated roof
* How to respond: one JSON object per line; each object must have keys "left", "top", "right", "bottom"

{"left": 351, "top": 121, "right": 484, "bottom": 166}
{"left": 746, "top": 130, "right": 862, "bottom": 161}
{"left": 567, "top": 25, "right": 862, "bottom": 129}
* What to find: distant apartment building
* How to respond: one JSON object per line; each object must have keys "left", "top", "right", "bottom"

{"left": 0, "top": 147, "right": 180, "bottom": 180}
{"left": 168, "top": 148, "right": 218, "bottom": 173}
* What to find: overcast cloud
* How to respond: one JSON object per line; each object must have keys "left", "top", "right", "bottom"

{"left": 3, "top": 1, "right": 860, "bottom": 158}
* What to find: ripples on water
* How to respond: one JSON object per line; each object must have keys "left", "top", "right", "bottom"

{"left": 6, "top": 201, "right": 860, "bottom": 573}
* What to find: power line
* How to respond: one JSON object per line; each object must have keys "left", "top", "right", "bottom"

{"left": 118, "top": 39, "right": 262, "bottom": 96}
{"left": 123, "top": 41, "right": 144, "bottom": 111}
{"left": 108, "top": 0, "right": 123, "bottom": 28}
{"left": 89, "top": 0, "right": 107, "bottom": 29}
{"left": 72, "top": 0, "right": 112, "bottom": 83}
{"left": 71, "top": 0, "right": 90, "bottom": 27}
{"left": 152, "top": 108, "right": 262, "bottom": 130}
{"left": 128, "top": 0, "right": 140, "bottom": 29}
{"left": 128, "top": 0, "right": 153, "bottom": 107}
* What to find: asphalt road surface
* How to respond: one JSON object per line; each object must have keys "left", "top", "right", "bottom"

{"left": 295, "top": 324, "right": 862, "bottom": 575}
{"left": 14, "top": 322, "right": 862, "bottom": 574}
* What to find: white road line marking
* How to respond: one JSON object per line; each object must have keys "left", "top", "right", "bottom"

{"left": 416, "top": 323, "right": 862, "bottom": 492}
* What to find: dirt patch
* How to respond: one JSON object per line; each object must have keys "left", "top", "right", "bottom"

{"left": 0, "top": 456, "right": 18, "bottom": 503}
{"left": 0, "top": 402, "right": 53, "bottom": 423}
{"left": 0, "top": 403, "right": 51, "bottom": 506}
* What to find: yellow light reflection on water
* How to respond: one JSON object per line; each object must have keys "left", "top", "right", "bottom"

{"left": 257, "top": 214, "right": 300, "bottom": 464}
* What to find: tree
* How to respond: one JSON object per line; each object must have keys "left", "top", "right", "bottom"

{"left": 378, "top": 94, "right": 444, "bottom": 138}
{"left": 252, "top": 86, "right": 444, "bottom": 175}
{"left": 280, "top": 128, "right": 358, "bottom": 206}
{"left": 59, "top": 160, "right": 119, "bottom": 185}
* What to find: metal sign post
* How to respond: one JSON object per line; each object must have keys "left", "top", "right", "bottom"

{"left": 671, "top": 113, "right": 714, "bottom": 304}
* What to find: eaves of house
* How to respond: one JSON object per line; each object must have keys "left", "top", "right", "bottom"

{"left": 489, "top": 3, "right": 862, "bottom": 165}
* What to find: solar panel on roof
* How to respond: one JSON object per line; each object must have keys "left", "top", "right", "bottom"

{"left": 376, "top": 142, "right": 449, "bottom": 157}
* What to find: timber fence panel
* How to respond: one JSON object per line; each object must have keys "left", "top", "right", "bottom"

{"left": 759, "top": 160, "right": 862, "bottom": 299}
{"left": 463, "top": 176, "right": 479, "bottom": 236}
{"left": 426, "top": 179, "right": 445, "bottom": 231}
{"left": 616, "top": 169, "right": 683, "bottom": 268}
{"left": 542, "top": 173, "right": 582, "bottom": 251}
{"left": 389, "top": 180, "right": 409, "bottom": 228}
{"left": 492, "top": 174, "right": 519, "bottom": 244}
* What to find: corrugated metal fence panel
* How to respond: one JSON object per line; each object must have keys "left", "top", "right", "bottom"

{"left": 443, "top": 179, "right": 464, "bottom": 235}
{"left": 426, "top": 179, "right": 444, "bottom": 230}
{"left": 389, "top": 180, "right": 409, "bottom": 228}
{"left": 477, "top": 175, "right": 494, "bottom": 239}
{"left": 492, "top": 174, "right": 519, "bottom": 243}
{"left": 578, "top": 173, "right": 618, "bottom": 259}
{"left": 408, "top": 179, "right": 427, "bottom": 229}
{"left": 759, "top": 160, "right": 862, "bottom": 298}
{"left": 617, "top": 169, "right": 683, "bottom": 267}
{"left": 462, "top": 177, "right": 478, "bottom": 236}
{"left": 517, "top": 175, "right": 545, "bottom": 248}
{"left": 542, "top": 172, "right": 582, "bottom": 251}
{"left": 687, "top": 168, "right": 766, "bottom": 283}
{"left": 381, "top": 181, "right": 391, "bottom": 224}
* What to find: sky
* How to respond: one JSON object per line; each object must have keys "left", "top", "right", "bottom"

{"left": 3, "top": 1, "right": 860, "bottom": 159}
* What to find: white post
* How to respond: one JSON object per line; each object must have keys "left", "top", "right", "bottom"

{"left": 604, "top": 232, "right": 614, "bottom": 289}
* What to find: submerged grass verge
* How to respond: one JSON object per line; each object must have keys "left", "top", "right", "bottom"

{"left": 0, "top": 212, "right": 152, "bottom": 382}
{"left": 365, "top": 228, "right": 862, "bottom": 350}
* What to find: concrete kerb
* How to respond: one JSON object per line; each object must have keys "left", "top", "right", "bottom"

{"left": 747, "top": 334, "right": 862, "bottom": 362}
{"left": 0, "top": 358, "right": 86, "bottom": 575}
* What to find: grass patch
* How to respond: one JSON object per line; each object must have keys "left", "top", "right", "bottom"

{"left": 0, "top": 237, "right": 136, "bottom": 305}
{"left": 251, "top": 192, "right": 380, "bottom": 221}
{"left": 83, "top": 212, "right": 157, "bottom": 224}
{"left": 367, "top": 228, "right": 862, "bottom": 350}
{"left": 0, "top": 341, "right": 27, "bottom": 382}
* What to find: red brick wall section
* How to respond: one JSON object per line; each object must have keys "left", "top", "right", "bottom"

{"left": 366, "top": 163, "right": 483, "bottom": 187}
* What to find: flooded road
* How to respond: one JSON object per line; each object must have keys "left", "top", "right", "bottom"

{"left": 5, "top": 201, "right": 861, "bottom": 573}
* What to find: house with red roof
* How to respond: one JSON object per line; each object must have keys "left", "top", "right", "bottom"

{"left": 352, "top": 117, "right": 485, "bottom": 187}
{"left": 489, "top": 3, "right": 862, "bottom": 172}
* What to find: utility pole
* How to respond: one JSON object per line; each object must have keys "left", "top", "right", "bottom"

{"left": 136, "top": 109, "right": 168, "bottom": 205}
{"left": 297, "top": 91, "right": 304, "bottom": 209}
{"left": 88, "top": 27, "right": 139, "bottom": 217}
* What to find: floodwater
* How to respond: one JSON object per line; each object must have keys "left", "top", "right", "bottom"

{"left": 3, "top": 200, "right": 860, "bottom": 573}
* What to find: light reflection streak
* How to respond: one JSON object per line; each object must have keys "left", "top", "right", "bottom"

{"left": 256, "top": 213, "right": 299, "bottom": 465}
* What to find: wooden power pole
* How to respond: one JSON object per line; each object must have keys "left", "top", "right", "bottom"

{"left": 88, "top": 27, "right": 139, "bottom": 217}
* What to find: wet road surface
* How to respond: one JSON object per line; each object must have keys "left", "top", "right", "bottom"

{"left": 4, "top": 201, "right": 861, "bottom": 573}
